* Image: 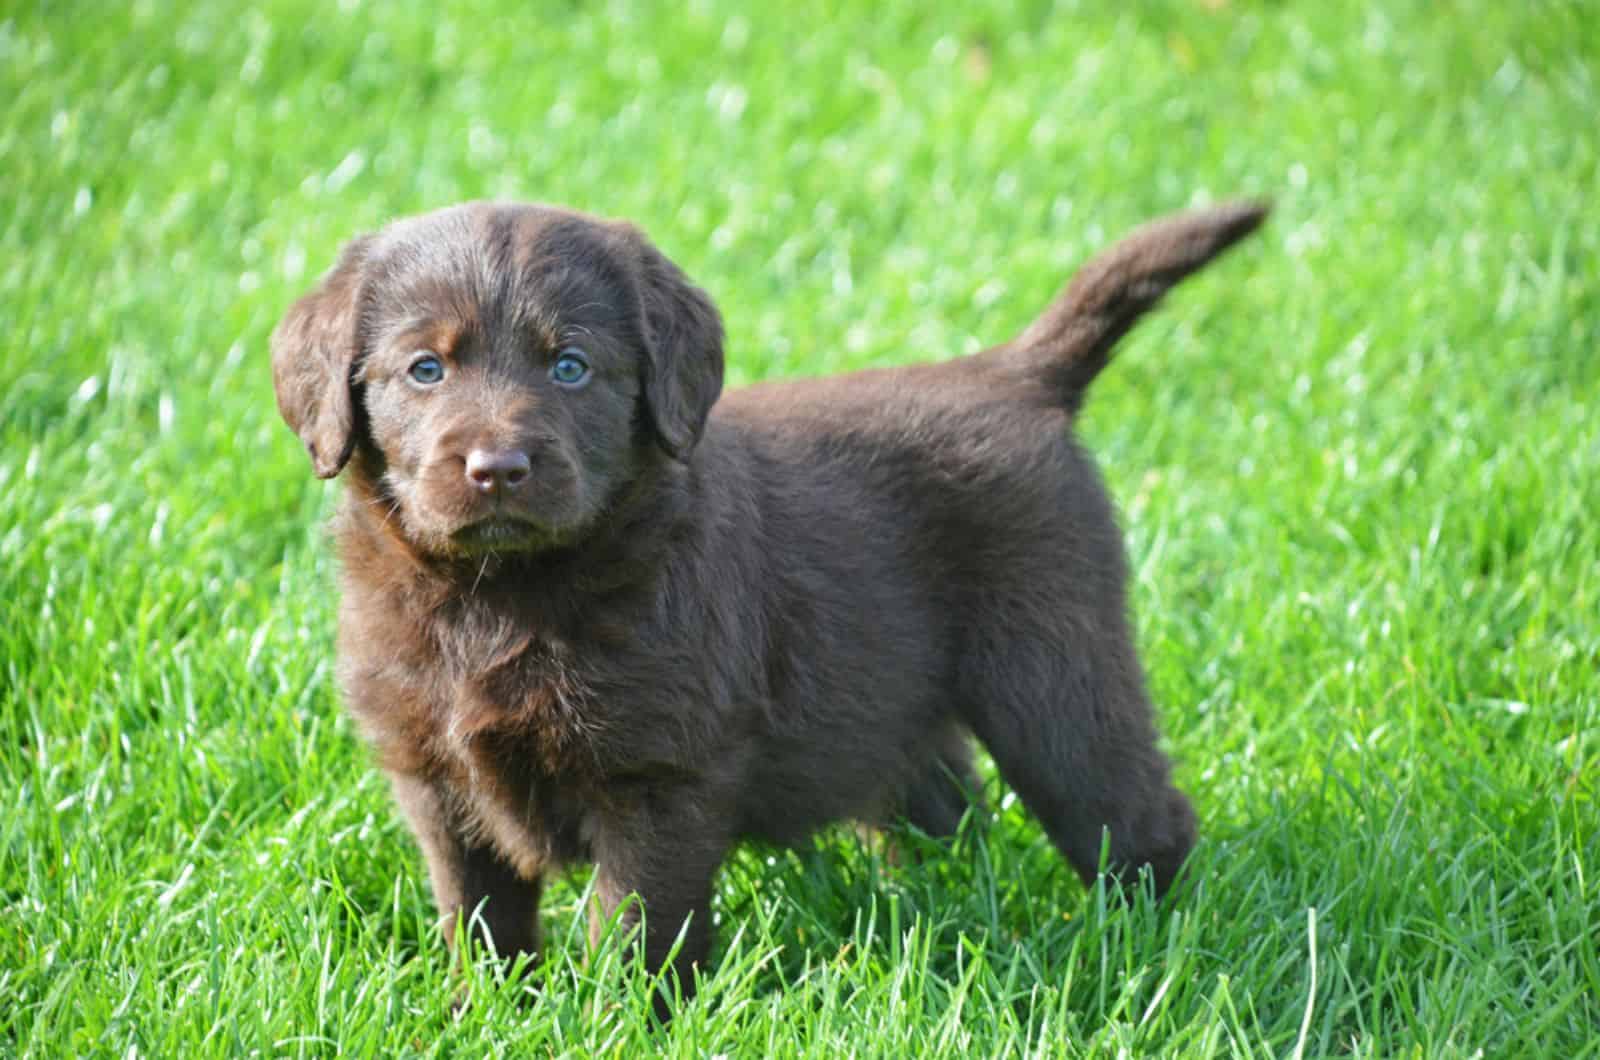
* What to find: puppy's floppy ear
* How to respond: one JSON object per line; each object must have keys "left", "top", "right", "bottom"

{"left": 619, "top": 226, "right": 725, "bottom": 459}
{"left": 270, "top": 235, "right": 374, "bottom": 478}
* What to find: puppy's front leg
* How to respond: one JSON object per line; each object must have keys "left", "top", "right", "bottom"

{"left": 388, "top": 772, "right": 544, "bottom": 966}
{"left": 587, "top": 791, "right": 729, "bottom": 1017}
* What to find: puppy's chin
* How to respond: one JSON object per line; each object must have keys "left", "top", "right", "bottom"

{"left": 395, "top": 509, "right": 581, "bottom": 559}
{"left": 389, "top": 495, "right": 582, "bottom": 560}
{"left": 446, "top": 515, "right": 565, "bottom": 557}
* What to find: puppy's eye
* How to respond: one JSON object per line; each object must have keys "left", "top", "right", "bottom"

{"left": 550, "top": 348, "right": 591, "bottom": 388}
{"left": 408, "top": 354, "right": 445, "bottom": 386}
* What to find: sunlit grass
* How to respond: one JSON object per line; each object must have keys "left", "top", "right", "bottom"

{"left": 3, "top": 0, "right": 1596, "bottom": 1055}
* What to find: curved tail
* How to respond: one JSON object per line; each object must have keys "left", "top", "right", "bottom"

{"left": 1009, "top": 200, "right": 1269, "bottom": 411}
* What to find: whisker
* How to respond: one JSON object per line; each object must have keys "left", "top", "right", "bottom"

{"left": 357, "top": 493, "right": 403, "bottom": 531}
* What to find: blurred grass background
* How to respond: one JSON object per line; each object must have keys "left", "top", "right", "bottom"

{"left": 2, "top": 0, "right": 1597, "bottom": 1055}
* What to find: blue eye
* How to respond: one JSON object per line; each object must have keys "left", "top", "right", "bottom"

{"left": 550, "top": 348, "right": 591, "bottom": 387}
{"left": 408, "top": 354, "right": 445, "bottom": 385}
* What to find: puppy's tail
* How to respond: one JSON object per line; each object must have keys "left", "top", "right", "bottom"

{"left": 1008, "top": 200, "right": 1269, "bottom": 412}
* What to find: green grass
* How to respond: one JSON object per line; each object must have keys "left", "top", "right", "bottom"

{"left": 3, "top": 0, "right": 1597, "bottom": 1054}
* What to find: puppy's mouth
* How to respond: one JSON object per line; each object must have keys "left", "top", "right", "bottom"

{"left": 449, "top": 515, "right": 549, "bottom": 553}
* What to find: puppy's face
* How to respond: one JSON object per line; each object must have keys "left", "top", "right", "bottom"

{"left": 357, "top": 209, "right": 645, "bottom": 555}
{"left": 271, "top": 203, "right": 724, "bottom": 557}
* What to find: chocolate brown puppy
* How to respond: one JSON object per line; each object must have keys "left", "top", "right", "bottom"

{"left": 271, "top": 198, "right": 1266, "bottom": 1008}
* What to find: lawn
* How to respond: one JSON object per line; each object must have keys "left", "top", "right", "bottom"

{"left": 3, "top": 0, "right": 1596, "bottom": 1055}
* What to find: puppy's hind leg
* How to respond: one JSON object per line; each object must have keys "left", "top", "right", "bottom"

{"left": 962, "top": 615, "right": 1196, "bottom": 898}
{"left": 897, "top": 723, "right": 985, "bottom": 840}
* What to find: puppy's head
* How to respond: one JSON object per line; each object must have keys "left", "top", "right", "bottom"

{"left": 271, "top": 203, "right": 723, "bottom": 556}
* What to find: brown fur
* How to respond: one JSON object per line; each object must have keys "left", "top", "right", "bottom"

{"left": 270, "top": 198, "right": 1267, "bottom": 1012}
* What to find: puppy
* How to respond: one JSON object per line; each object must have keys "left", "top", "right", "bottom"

{"left": 271, "top": 198, "right": 1266, "bottom": 1008}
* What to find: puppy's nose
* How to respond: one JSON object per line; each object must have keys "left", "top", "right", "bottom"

{"left": 464, "top": 448, "right": 532, "bottom": 494}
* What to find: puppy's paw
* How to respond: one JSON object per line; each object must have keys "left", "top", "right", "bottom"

{"left": 1108, "top": 787, "right": 1198, "bottom": 900}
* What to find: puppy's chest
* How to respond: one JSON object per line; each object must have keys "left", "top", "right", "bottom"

{"left": 343, "top": 588, "right": 726, "bottom": 862}
{"left": 443, "top": 627, "right": 601, "bottom": 777}
{"left": 343, "top": 595, "right": 605, "bottom": 770}
{"left": 342, "top": 604, "right": 609, "bottom": 861}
